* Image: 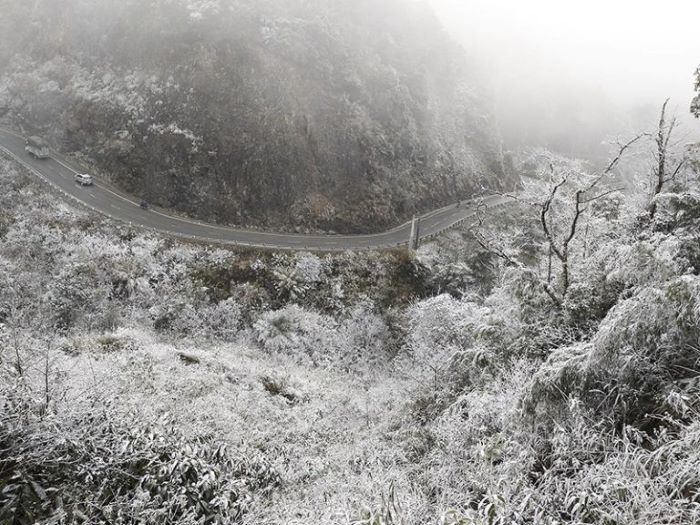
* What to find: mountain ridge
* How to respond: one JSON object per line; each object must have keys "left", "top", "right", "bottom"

{"left": 0, "top": 0, "right": 513, "bottom": 232}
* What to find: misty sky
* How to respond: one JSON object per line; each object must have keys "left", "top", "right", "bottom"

{"left": 428, "top": 0, "right": 700, "bottom": 136}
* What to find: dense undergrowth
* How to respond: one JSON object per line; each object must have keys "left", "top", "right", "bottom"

{"left": 2, "top": 137, "right": 700, "bottom": 524}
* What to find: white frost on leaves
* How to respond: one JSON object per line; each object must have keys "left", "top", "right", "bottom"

{"left": 208, "top": 248, "right": 236, "bottom": 266}
{"left": 254, "top": 305, "right": 337, "bottom": 366}
{"left": 3, "top": 57, "right": 185, "bottom": 123}
{"left": 148, "top": 122, "right": 203, "bottom": 150}
{"left": 294, "top": 253, "right": 324, "bottom": 284}
{"left": 406, "top": 294, "right": 491, "bottom": 352}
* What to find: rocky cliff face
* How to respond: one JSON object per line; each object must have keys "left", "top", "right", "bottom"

{"left": 0, "top": 0, "right": 512, "bottom": 232}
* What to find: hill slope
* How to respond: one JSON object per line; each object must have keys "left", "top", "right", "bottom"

{"left": 0, "top": 0, "right": 510, "bottom": 232}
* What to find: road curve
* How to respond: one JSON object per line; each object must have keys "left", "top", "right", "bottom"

{"left": 0, "top": 128, "right": 510, "bottom": 251}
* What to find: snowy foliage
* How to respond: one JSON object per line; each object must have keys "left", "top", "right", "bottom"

{"left": 253, "top": 305, "right": 337, "bottom": 366}
{"left": 3, "top": 132, "right": 700, "bottom": 522}
{"left": 294, "top": 253, "right": 324, "bottom": 284}
{"left": 0, "top": 390, "right": 278, "bottom": 524}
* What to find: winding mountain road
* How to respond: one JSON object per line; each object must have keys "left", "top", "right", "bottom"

{"left": 0, "top": 128, "right": 510, "bottom": 251}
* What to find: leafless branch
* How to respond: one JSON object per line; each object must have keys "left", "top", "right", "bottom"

{"left": 470, "top": 227, "right": 520, "bottom": 268}
{"left": 540, "top": 178, "right": 567, "bottom": 263}
{"left": 579, "top": 187, "right": 625, "bottom": 204}
{"left": 649, "top": 98, "right": 686, "bottom": 218}
{"left": 497, "top": 191, "right": 539, "bottom": 207}
{"left": 662, "top": 159, "right": 687, "bottom": 184}
{"left": 586, "top": 133, "right": 648, "bottom": 192}
{"left": 543, "top": 282, "right": 563, "bottom": 307}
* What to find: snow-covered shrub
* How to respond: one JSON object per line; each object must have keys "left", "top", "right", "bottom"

{"left": 201, "top": 297, "right": 243, "bottom": 341}
{"left": 45, "top": 262, "right": 104, "bottom": 330}
{"left": 525, "top": 276, "right": 700, "bottom": 428}
{"left": 562, "top": 279, "right": 624, "bottom": 332}
{"left": 399, "top": 295, "right": 500, "bottom": 421}
{"left": 601, "top": 233, "right": 686, "bottom": 289}
{"left": 272, "top": 266, "right": 309, "bottom": 302}
{"left": 229, "top": 282, "right": 271, "bottom": 324}
{"left": 294, "top": 252, "right": 324, "bottom": 284}
{"left": 417, "top": 242, "right": 498, "bottom": 297}
{"left": 0, "top": 393, "right": 279, "bottom": 525}
{"left": 404, "top": 294, "right": 492, "bottom": 362}
{"left": 337, "top": 299, "right": 390, "bottom": 370}
{"left": 323, "top": 278, "right": 347, "bottom": 312}
{"left": 484, "top": 266, "right": 582, "bottom": 357}
{"left": 437, "top": 403, "right": 700, "bottom": 525}
{"left": 149, "top": 300, "right": 205, "bottom": 336}
{"left": 521, "top": 342, "right": 592, "bottom": 420}
{"left": 253, "top": 305, "right": 337, "bottom": 366}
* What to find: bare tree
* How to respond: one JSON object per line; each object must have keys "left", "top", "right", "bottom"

{"left": 469, "top": 201, "right": 521, "bottom": 269}
{"left": 486, "top": 136, "right": 645, "bottom": 306}
{"left": 539, "top": 134, "right": 645, "bottom": 302}
{"left": 692, "top": 66, "right": 700, "bottom": 118}
{"left": 648, "top": 99, "right": 686, "bottom": 219}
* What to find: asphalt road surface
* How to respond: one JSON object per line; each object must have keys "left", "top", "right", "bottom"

{"left": 0, "top": 128, "right": 510, "bottom": 251}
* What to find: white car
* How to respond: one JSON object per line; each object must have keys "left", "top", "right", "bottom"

{"left": 75, "top": 173, "right": 94, "bottom": 186}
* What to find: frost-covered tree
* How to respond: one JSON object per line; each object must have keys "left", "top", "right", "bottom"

{"left": 503, "top": 139, "right": 644, "bottom": 305}
{"left": 648, "top": 99, "right": 688, "bottom": 219}
{"left": 692, "top": 66, "right": 700, "bottom": 118}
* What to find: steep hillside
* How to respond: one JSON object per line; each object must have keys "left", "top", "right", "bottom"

{"left": 3, "top": 131, "right": 700, "bottom": 523}
{"left": 0, "top": 0, "right": 510, "bottom": 232}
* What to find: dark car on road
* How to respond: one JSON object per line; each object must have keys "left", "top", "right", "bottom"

{"left": 25, "top": 136, "right": 50, "bottom": 159}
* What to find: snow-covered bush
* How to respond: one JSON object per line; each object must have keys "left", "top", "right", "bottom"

{"left": 46, "top": 262, "right": 104, "bottom": 330}
{"left": 0, "top": 392, "right": 279, "bottom": 525}
{"left": 201, "top": 297, "right": 243, "bottom": 341}
{"left": 404, "top": 294, "right": 493, "bottom": 362}
{"left": 337, "top": 299, "right": 390, "bottom": 370}
{"left": 272, "top": 266, "right": 309, "bottom": 302}
{"left": 294, "top": 252, "right": 324, "bottom": 284}
{"left": 525, "top": 275, "right": 700, "bottom": 427}
{"left": 253, "top": 305, "right": 337, "bottom": 366}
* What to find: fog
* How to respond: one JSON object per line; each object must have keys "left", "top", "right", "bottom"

{"left": 2, "top": 0, "right": 698, "bottom": 169}
{"left": 428, "top": 0, "right": 700, "bottom": 159}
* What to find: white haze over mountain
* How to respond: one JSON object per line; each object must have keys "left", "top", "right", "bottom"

{"left": 428, "top": 0, "right": 700, "bottom": 156}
